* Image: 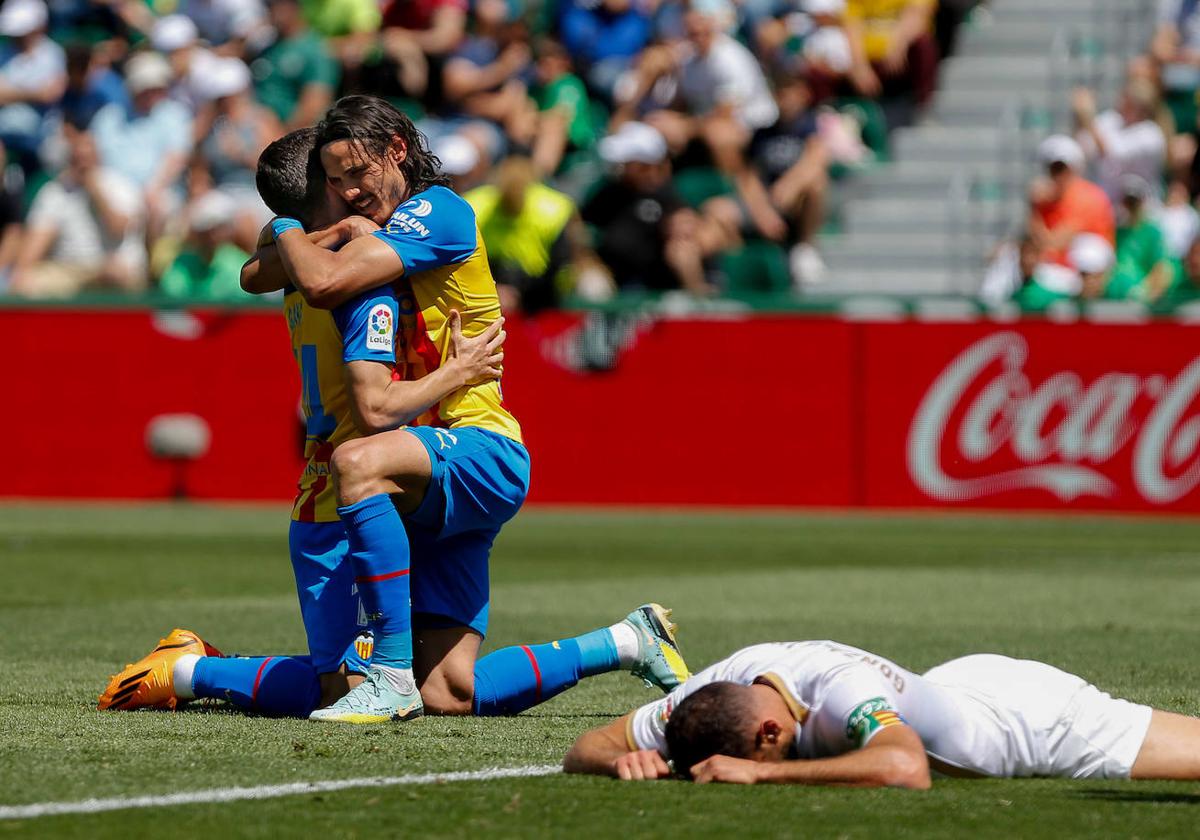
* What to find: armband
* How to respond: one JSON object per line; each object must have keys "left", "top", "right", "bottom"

{"left": 270, "top": 217, "right": 304, "bottom": 240}
{"left": 845, "top": 697, "right": 907, "bottom": 747}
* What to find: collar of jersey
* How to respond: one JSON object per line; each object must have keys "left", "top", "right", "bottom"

{"left": 755, "top": 672, "right": 810, "bottom": 724}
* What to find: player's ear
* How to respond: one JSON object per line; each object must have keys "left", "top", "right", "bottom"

{"left": 389, "top": 135, "right": 408, "bottom": 165}
{"left": 757, "top": 718, "right": 784, "bottom": 747}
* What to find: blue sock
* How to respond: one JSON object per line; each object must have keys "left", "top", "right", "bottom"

{"left": 574, "top": 627, "right": 620, "bottom": 677}
{"left": 192, "top": 655, "right": 321, "bottom": 718}
{"left": 472, "top": 628, "right": 621, "bottom": 717}
{"left": 338, "top": 495, "right": 412, "bottom": 669}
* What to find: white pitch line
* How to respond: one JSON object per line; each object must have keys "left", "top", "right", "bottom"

{"left": 0, "top": 763, "right": 562, "bottom": 821}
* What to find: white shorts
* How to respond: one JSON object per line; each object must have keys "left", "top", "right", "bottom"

{"left": 922, "top": 655, "right": 1153, "bottom": 779}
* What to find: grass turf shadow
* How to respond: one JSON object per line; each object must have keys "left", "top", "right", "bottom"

{"left": 1073, "top": 789, "right": 1200, "bottom": 805}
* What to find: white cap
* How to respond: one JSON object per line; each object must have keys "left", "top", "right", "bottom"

{"left": 434, "top": 134, "right": 480, "bottom": 176}
{"left": 598, "top": 122, "right": 668, "bottom": 165}
{"left": 0, "top": 0, "right": 47, "bottom": 37}
{"left": 1038, "top": 134, "right": 1085, "bottom": 172}
{"left": 151, "top": 14, "right": 199, "bottom": 52}
{"left": 192, "top": 56, "right": 251, "bottom": 100}
{"left": 125, "top": 51, "right": 174, "bottom": 95}
{"left": 803, "top": 0, "right": 845, "bottom": 14}
{"left": 1032, "top": 262, "right": 1082, "bottom": 295}
{"left": 190, "top": 190, "right": 238, "bottom": 232}
{"left": 804, "top": 26, "right": 851, "bottom": 72}
{"left": 1069, "top": 233, "right": 1115, "bottom": 274}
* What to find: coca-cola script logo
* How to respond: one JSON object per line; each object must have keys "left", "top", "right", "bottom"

{"left": 906, "top": 332, "right": 1200, "bottom": 504}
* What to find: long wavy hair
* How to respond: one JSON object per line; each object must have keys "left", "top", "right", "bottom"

{"left": 315, "top": 95, "right": 449, "bottom": 197}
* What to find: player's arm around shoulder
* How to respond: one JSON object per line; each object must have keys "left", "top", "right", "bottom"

{"left": 692, "top": 726, "right": 931, "bottom": 789}
{"left": 238, "top": 219, "right": 374, "bottom": 298}
{"left": 563, "top": 714, "right": 672, "bottom": 780}
{"left": 275, "top": 223, "right": 403, "bottom": 309}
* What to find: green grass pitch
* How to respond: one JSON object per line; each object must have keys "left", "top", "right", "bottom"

{"left": 2, "top": 503, "right": 1200, "bottom": 838}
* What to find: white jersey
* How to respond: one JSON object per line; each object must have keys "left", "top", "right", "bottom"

{"left": 628, "top": 641, "right": 1153, "bottom": 780}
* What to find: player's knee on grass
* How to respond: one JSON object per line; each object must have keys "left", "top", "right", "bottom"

{"left": 415, "top": 626, "right": 481, "bottom": 715}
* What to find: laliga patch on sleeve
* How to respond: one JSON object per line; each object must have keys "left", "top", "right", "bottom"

{"left": 366, "top": 303, "right": 394, "bottom": 353}
{"left": 845, "top": 696, "right": 906, "bottom": 747}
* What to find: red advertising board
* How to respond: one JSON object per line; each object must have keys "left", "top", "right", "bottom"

{"left": 861, "top": 321, "right": 1200, "bottom": 513}
{"left": 5, "top": 307, "right": 1200, "bottom": 513}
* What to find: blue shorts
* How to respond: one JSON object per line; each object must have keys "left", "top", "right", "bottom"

{"left": 402, "top": 426, "right": 530, "bottom": 637}
{"left": 288, "top": 520, "right": 371, "bottom": 675}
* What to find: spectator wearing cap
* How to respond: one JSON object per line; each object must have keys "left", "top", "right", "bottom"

{"left": 1028, "top": 135, "right": 1115, "bottom": 269}
{"left": 441, "top": 0, "right": 537, "bottom": 151}
{"left": 91, "top": 51, "right": 194, "bottom": 244}
{"left": 1073, "top": 81, "right": 1167, "bottom": 205}
{"left": 1110, "top": 174, "right": 1174, "bottom": 303}
{"left": 0, "top": 0, "right": 65, "bottom": 160}
{"left": 1072, "top": 234, "right": 1118, "bottom": 301}
{"left": 9, "top": 128, "right": 145, "bottom": 297}
{"left": 1011, "top": 233, "right": 1115, "bottom": 311}
{"left": 466, "top": 155, "right": 587, "bottom": 313}
{"left": 195, "top": 57, "right": 280, "bottom": 252}
{"left": 152, "top": 14, "right": 221, "bottom": 116}
{"left": 159, "top": 189, "right": 253, "bottom": 301}
{"left": 57, "top": 42, "right": 128, "bottom": 131}
{"left": 582, "top": 122, "right": 727, "bottom": 296}
{"left": 433, "top": 132, "right": 485, "bottom": 192}
{"left": 802, "top": 0, "right": 853, "bottom": 81}
{"left": 252, "top": 0, "right": 339, "bottom": 131}
{"left": 842, "top": 0, "right": 939, "bottom": 109}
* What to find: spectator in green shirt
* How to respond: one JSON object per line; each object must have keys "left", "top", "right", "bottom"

{"left": 252, "top": 0, "right": 339, "bottom": 130}
{"left": 1109, "top": 175, "right": 1174, "bottom": 303}
{"left": 160, "top": 190, "right": 253, "bottom": 302}
{"left": 531, "top": 36, "right": 599, "bottom": 175}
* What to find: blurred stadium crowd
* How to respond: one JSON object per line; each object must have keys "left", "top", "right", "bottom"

{"left": 3, "top": 0, "right": 1197, "bottom": 311}
{"left": 0, "top": 0, "right": 985, "bottom": 310}
{"left": 981, "top": 1, "right": 1200, "bottom": 310}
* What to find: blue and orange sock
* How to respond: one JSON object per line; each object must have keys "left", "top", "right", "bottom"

{"left": 338, "top": 495, "right": 412, "bottom": 670}
{"left": 472, "top": 627, "right": 621, "bottom": 716}
{"left": 189, "top": 655, "right": 321, "bottom": 718}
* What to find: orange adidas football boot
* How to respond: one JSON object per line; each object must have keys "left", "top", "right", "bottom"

{"left": 98, "top": 628, "right": 222, "bottom": 711}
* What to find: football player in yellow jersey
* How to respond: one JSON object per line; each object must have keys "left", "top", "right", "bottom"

{"left": 99, "top": 128, "right": 507, "bottom": 719}
{"left": 101, "top": 124, "right": 688, "bottom": 720}
{"left": 227, "top": 107, "right": 687, "bottom": 726}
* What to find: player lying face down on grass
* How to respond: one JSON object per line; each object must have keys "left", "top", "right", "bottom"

{"left": 563, "top": 641, "right": 1200, "bottom": 786}
{"left": 230, "top": 103, "right": 691, "bottom": 724}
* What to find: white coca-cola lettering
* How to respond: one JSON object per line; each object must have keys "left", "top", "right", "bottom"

{"left": 906, "top": 331, "right": 1200, "bottom": 504}
{"left": 1134, "top": 357, "right": 1200, "bottom": 503}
